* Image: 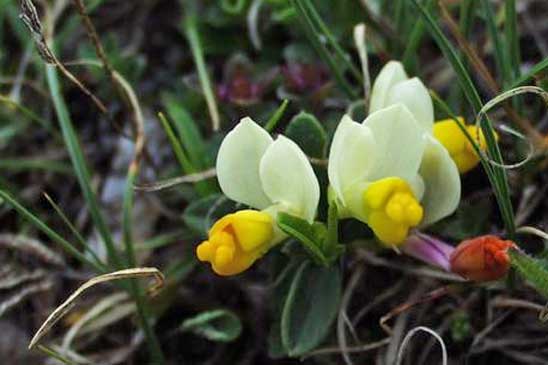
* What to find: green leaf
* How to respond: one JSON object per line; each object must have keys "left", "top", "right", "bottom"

{"left": 180, "top": 309, "right": 242, "bottom": 342}
{"left": 267, "top": 255, "right": 304, "bottom": 358}
{"left": 509, "top": 250, "right": 548, "bottom": 298}
{"left": 284, "top": 111, "right": 327, "bottom": 158}
{"left": 281, "top": 260, "right": 341, "bottom": 356}
{"left": 277, "top": 212, "right": 328, "bottom": 266}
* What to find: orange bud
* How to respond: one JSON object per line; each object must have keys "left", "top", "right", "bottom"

{"left": 450, "top": 235, "right": 517, "bottom": 282}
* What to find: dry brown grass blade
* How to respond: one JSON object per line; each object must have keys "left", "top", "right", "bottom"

{"left": 28, "top": 267, "right": 165, "bottom": 350}
{"left": 19, "top": 0, "right": 109, "bottom": 115}
{"left": 437, "top": 0, "right": 546, "bottom": 149}
{"left": 134, "top": 168, "right": 217, "bottom": 192}
{"left": 380, "top": 286, "right": 452, "bottom": 335}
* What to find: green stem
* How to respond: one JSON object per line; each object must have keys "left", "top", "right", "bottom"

{"left": 265, "top": 99, "right": 289, "bottom": 132}
{"left": 123, "top": 166, "right": 166, "bottom": 364}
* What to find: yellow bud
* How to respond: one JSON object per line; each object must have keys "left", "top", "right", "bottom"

{"left": 195, "top": 210, "right": 274, "bottom": 276}
{"left": 363, "top": 177, "right": 423, "bottom": 246}
{"left": 433, "top": 118, "right": 494, "bottom": 174}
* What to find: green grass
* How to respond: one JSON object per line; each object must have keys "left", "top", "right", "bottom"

{"left": 412, "top": 0, "right": 516, "bottom": 238}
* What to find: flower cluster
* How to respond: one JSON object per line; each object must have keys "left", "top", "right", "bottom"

{"left": 196, "top": 118, "right": 319, "bottom": 275}
{"left": 196, "top": 60, "right": 504, "bottom": 280}
{"left": 329, "top": 61, "right": 461, "bottom": 246}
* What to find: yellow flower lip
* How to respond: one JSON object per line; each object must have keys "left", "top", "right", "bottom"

{"left": 363, "top": 177, "right": 423, "bottom": 246}
{"left": 433, "top": 118, "right": 495, "bottom": 174}
{"left": 196, "top": 210, "right": 274, "bottom": 276}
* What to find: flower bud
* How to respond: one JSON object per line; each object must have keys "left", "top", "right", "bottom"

{"left": 449, "top": 235, "right": 516, "bottom": 282}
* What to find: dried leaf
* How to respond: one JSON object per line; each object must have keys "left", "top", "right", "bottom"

{"left": 29, "top": 267, "right": 165, "bottom": 349}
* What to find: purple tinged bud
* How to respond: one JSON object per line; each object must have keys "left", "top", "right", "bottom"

{"left": 402, "top": 232, "right": 455, "bottom": 271}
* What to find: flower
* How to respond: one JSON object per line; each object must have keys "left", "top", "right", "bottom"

{"left": 196, "top": 210, "right": 274, "bottom": 275}
{"left": 328, "top": 61, "right": 461, "bottom": 246}
{"left": 196, "top": 117, "right": 320, "bottom": 275}
{"left": 371, "top": 61, "right": 493, "bottom": 175}
{"left": 433, "top": 117, "right": 490, "bottom": 174}
{"left": 449, "top": 235, "right": 516, "bottom": 282}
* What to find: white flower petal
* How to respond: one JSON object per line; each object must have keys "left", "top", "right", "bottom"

{"left": 259, "top": 136, "right": 319, "bottom": 222}
{"left": 363, "top": 104, "right": 427, "bottom": 183}
{"left": 369, "top": 61, "right": 408, "bottom": 113}
{"left": 216, "top": 117, "right": 273, "bottom": 209}
{"left": 419, "top": 135, "right": 461, "bottom": 226}
{"left": 385, "top": 77, "right": 434, "bottom": 131}
{"left": 328, "top": 115, "right": 376, "bottom": 205}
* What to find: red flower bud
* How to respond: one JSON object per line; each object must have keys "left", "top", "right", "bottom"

{"left": 450, "top": 235, "right": 516, "bottom": 282}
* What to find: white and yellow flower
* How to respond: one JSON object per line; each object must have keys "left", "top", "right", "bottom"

{"left": 328, "top": 61, "right": 461, "bottom": 246}
{"left": 371, "top": 60, "right": 489, "bottom": 174}
{"left": 196, "top": 117, "right": 320, "bottom": 275}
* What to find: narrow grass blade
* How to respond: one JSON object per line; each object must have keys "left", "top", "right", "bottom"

{"left": 0, "top": 189, "right": 107, "bottom": 273}
{"left": 412, "top": 0, "right": 515, "bottom": 236}
{"left": 402, "top": 0, "right": 435, "bottom": 71}
{"left": 300, "top": 0, "right": 362, "bottom": 84}
{"left": 182, "top": 13, "right": 221, "bottom": 131}
{"left": 43, "top": 193, "right": 104, "bottom": 268}
{"left": 157, "top": 112, "right": 194, "bottom": 175}
{"left": 0, "top": 158, "right": 72, "bottom": 175}
{"left": 115, "top": 70, "right": 167, "bottom": 364}
{"left": 290, "top": 0, "right": 357, "bottom": 99}
{"left": 158, "top": 112, "right": 216, "bottom": 196}
{"left": 0, "top": 94, "right": 59, "bottom": 138}
{"left": 162, "top": 95, "right": 208, "bottom": 170}
{"left": 46, "top": 65, "right": 123, "bottom": 268}
{"left": 481, "top": 0, "right": 512, "bottom": 86}
{"left": 508, "top": 57, "right": 548, "bottom": 89}
{"left": 504, "top": 0, "right": 521, "bottom": 80}
{"left": 458, "top": 0, "right": 474, "bottom": 39}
